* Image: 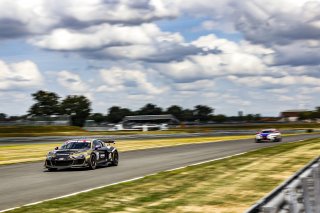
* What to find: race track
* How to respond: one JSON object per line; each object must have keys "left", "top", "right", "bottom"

{"left": 0, "top": 134, "right": 319, "bottom": 211}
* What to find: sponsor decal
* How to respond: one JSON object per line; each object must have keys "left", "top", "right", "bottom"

{"left": 96, "top": 152, "right": 99, "bottom": 160}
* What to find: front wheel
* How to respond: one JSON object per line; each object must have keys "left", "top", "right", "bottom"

{"left": 89, "top": 154, "right": 97, "bottom": 170}
{"left": 111, "top": 151, "right": 119, "bottom": 166}
{"left": 255, "top": 139, "right": 261, "bottom": 143}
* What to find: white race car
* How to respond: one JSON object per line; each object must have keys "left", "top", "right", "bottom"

{"left": 255, "top": 129, "right": 282, "bottom": 143}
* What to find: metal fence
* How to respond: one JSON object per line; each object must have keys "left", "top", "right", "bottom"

{"left": 246, "top": 156, "right": 320, "bottom": 213}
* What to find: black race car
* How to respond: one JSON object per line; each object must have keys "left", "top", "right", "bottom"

{"left": 45, "top": 139, "right": 119, "bottom": 171}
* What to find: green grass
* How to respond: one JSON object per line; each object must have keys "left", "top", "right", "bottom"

{"left": 7, "top": 138, "right": 320, "bottom": 213}
{"left": 0, "top": 126, "right": 86, "bottom": 137}
{"left": 173, "top": 123, "right": 320, "bottom": 131}
{"left": 0, "top": 125, "right": 192, "bottom": 137}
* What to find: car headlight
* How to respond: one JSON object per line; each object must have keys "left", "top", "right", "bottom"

{"left": 77, "top": 154, "right": 85, "bottom": 159}
{"left": 71, "top": 153, "right": 87, "bottom": 159}
{"left": 47, "top": 152, "right": 56, "bottom": 158}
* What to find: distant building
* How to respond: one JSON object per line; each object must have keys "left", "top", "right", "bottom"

{"left": 110, "top": 114, "right": 179, "bottom": 131}
{"left": 122, "top": 114, "right": 179, "bottom": 125}
{"left": 280, "top": 109, "right": 311, "bottom": 122}
{"left": 0, "top": 115, "right": 71, "bottom": 126}
{"left": 238, "top": 111, "right": 243, "bottom": 117}
{"left": 259, "top": 117, "right": 281, "bottom": 122}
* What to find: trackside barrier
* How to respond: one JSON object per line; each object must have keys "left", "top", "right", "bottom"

{"left": 245, "top": 156, "right": 320, "bottom": 213}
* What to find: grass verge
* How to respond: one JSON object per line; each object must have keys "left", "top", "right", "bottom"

{"left": 7, "top": 138, "right": 320, "bottom": 213}
{"left": 0, "top": 126, "right": 184, "bottom": 137}
{"left": 0, "top": 135, "right": 253, "bottom": 165}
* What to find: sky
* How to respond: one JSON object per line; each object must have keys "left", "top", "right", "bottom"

{"left": 1, "top": 0, "right": 320, "bottom": 116}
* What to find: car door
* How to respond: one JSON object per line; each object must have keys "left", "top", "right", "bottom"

{"left": 92, "top": 140, "right": 106, "bottom": 163}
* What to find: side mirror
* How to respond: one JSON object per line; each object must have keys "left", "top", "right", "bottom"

{"left": 54, "top": 147, "right": 59, "bottom": 150}
{"left": 95, "top": 145, "right": 101, "bottom": 150}
{"left": 106, "top": 141, "right": 115, "bottom": 146}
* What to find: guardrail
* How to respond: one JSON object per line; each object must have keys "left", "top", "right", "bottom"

{"left": 245, "top": 156, "right": 320, "bottom": 213}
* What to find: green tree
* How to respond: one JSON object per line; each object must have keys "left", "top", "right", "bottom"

{"left": 314, "top": 107, "right": 320, "bottom": 118}
{"left": 90, "top": 113, "right": 105, "bottom": 124}
{"left": 212, "top": 114, "right": 227, "bottom": 123}
{"left": 107, "top": 106, "right": 133, "bottom": 123}
{"left": 193, "top": 105, "right": 214, "bottom": 122}
{"left": 245, "top": 114, "right": 254, "bottom": 122}
{"left": 181, "top": 109, "right": 195, "bottom": 122}
{"left": 298, "top": 112, "right": 312, "bottom": 120}
{"left": 254, "top": 114, "right": 261, "bottom": 121}
{"left": 166, "top": 105, "right": 184, "bottom": 120}
{"left": 28, "top": 90, "right": 60, "bottom": 116}
{"left": 137, "top": 103, "right": 163, "bottom": 115}
{"left": 0, "top": 113, "right": 7, "bottom": 121}
{"left": 60, "top": 95, "right": 91, "bottom": 127}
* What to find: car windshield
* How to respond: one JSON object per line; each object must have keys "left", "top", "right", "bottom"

{"left": 261, "top": 130, "right": 274, "bottom": 133}
{"left": 61, "top": 142, "right": 91, "bottom": 150}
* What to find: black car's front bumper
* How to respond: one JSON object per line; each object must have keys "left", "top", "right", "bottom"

{"left": 45, "top": 157, "right": 88, "bottom": 169}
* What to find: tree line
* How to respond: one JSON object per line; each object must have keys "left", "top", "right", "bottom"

{"left": 298, "top": 107, "right": 320, "bottom": 121}
{"left": 27, "top": 90, "right": 217, "bottom": 126}
{"left": 0, "top": 90, "right": 263, "bottom": 127}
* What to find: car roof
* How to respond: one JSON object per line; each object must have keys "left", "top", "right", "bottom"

{"left": 261, "top": 129, "right": 278, "bottom": 131}
{"left": 64, "top": 139, "right": 94, "bottom": 143}
{"left": 64, "top": 138, "right": 108, "bottom": 143}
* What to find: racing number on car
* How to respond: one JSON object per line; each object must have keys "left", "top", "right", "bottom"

{"left": 96, "top": 152, "right": 99, "bottom": 160}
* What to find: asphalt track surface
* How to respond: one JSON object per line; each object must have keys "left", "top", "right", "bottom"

{"left": 0, "top": 134, "right": 319, "bottom": 211}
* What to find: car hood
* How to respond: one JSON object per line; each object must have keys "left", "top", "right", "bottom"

{"left": 53, "top": 149, "right": 88, "bottom": 155}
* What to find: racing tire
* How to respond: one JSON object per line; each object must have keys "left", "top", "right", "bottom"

{"left": 255, "top": 139, "right": 261, "bottom": 143}
{"left": 89, "top": 154, "right": 97, "bottom": 170}
{"left": 47, "top": 168, "right": 57, "bottom": 172}
{"left": 111, "top": 151, "right": 119, "bottom": 166}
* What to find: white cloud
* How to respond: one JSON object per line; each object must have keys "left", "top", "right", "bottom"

{"left": 0, "top": 0, "right": 178, "bottom": 39}
{"left": 175, "top": 80, "right": 215, "bottom": 91}
{"left": 266, "top": 88, "right": 289, "bottom": 94}
{"left": 30, "top": 23, "right": 202, "bottom": 62}
{"left": 227, "top": 75, "right": 320, "bottom": 88}
{"left": 98, "top": 67, "right": 166, "bottom": 95}
{"left": 57, "top": 70, "right": 88, "bottom": 92}
{"left": 173, "top": 0, "right": 320, "bottom": 67}
{"left": 51, "top": 0, "right": 177, "bottom": 24}
{"left": 56, "top": 70, "right": 92, "bottom": 99}
{"left": 31, "top": 23, "right": 184, "bottom": 50}
{"left": 154, "top": 34, "right": 271, "bottom": 82}
{"left": 0, "top": 60, "right": 43, "bottom": 90}
{"left": 300, "top": 86, "right": 320, "bottom": 94}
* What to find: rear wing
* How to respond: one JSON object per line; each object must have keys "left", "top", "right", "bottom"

{"left": 100, "top": 139, "right": 116, "bottom": 144}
